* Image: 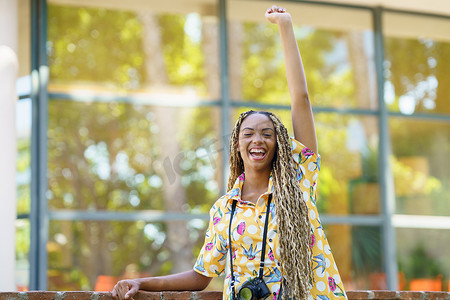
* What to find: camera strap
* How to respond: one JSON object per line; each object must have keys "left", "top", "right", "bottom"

{"left": 228, "top": 194, "right": 273, "bottom": 299}
{"left": 229, "top": 199, "right": 238, "bottom": 300}
{"left": 258, "top": 194, "right": 272, "bottom": 280}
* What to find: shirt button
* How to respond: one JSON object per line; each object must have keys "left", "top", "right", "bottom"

{"left": 269, "top": 239, "right": 273, "bottom": 242}
{"left": 259, "top": 215, "right": 262, "bottom": 219}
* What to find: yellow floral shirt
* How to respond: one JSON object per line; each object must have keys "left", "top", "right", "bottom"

{"left": 194, "top": 138, "right": 347, "bottom": 300}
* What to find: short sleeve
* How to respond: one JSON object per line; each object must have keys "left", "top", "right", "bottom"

{"left": 291, "top": 138, "right": 320, "bottom": 171}
{"left": 291, "top": 138, "right": 321, "bottom": 205}
{"left": 291, "top": 138, "right": 320, "bottom": 191}
{"left": 193, "top": 200, "right": 228, "bottom": 277}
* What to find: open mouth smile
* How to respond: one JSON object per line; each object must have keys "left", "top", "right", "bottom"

{"left": 249, "top": 148, "right": 267, "bottom": 160}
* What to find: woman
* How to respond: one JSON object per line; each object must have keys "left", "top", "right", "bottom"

{"left": 112, "top": 5, "right": 346, "bottom": 300}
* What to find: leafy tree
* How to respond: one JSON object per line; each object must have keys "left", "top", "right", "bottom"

{"left": 385, "top": 38, "right": 450, "bottom": 115}
{"left": 48, "top": 6, "right": 146, "bottom": 90}
{"left": 47, "top": 5, "right": 217, "bottom": 290}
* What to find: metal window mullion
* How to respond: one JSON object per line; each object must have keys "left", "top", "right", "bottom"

{"left": 46, "top": 210, "right": 387, "bottom": 226}
{"left": 48, "top": 210, "right": 210, "bottom": 222}
{"left": 388, "top": 111, "right": 450, "bottom": 122}
{"left": 230, "top": 100, "right": 380, "bottom": 116}
{"left": 383, "top": 7, "right": 450, "bottom": 20}
{"left": 30, "top": 0, "right": 49, "bottom": 291}
{"left": 373, "top": 6, "right": 398, "bottom": 290}
{"left": 48, "top": 92, "right": 222, "bottom": 107}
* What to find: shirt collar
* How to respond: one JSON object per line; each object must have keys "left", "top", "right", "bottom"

{"left": 227, "top": 172, "right": 274, "bottom": 204}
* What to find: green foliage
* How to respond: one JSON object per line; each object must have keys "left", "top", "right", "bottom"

{"left": 15, "top": 220, "right": 30, "bottom": 260}
{"left": 361, "top": 146, "right": 379, "bottom": 182}
{"left": 389, "top": 118, "right": 449, "bottom": 215}
{"left": 385, "top": 37, "right": 450, "bottom": 114}
{"left": 47, "top": 100, "right": 160, "bottom": 210}
{"left": 241, "top": 24, "right": 342, "bottom": 106}
{"left": 45, "top": 98, "right": 218, "bottom": 283}
{"left": 16, "top": 137, "right": 32, "bottom": 271}
{"left": 351, "top": 226, "right": 382, "bottom": 274}
{"left": 48, "top": 6, "right": 146, "bottom": 90}
{"left": 242, "top": 22, "right": 286, "bottom": 102}
{"left": 17, "top": 138, "right": 31, "bottom": 214}
{"left": 399, "top": 243, "right": 443, "bottom": 279}
{"left": 46, "top": 102, "right": 218, "bottom": 286}
{"left": 158, "top": 14, "right": 206, "bottom": 90}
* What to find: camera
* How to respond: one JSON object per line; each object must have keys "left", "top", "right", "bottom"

{"left": 238, "top": 277, "right": 271, "bottom": 300}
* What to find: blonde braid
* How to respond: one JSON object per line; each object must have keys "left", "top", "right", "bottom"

{"left": 227, "top": 111, "right": 248, "bottom": 191}
{"left": 228, "top": 111, "right": 313, "bottom": 300}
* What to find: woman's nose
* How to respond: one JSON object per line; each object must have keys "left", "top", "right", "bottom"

{"left": 253, "top": 133, "right": 263, "bottom": 143}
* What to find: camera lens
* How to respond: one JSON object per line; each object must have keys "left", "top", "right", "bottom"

{"left": 239, "top": 287, "right": 253, "bottom": 300}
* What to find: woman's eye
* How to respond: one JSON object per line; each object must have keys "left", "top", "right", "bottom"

{"left": 263, "top": 134, "right": 272, "bottom": 137}
{"left": 243, "top": 133, "right": 252, "bottom": 137}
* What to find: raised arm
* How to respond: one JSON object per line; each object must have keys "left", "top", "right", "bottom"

{"left": 112, "top": 270, "right": 211, "bottom": 300}
{"left": 265, "top": 6, "right": 318, "bottom": 154}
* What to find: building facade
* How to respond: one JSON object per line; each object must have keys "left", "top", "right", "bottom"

{"left": 3, "top": 0, "right": 450, "bottom": 292}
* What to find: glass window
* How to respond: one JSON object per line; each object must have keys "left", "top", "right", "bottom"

{"left": 48, "top": 219, "right": 207, "bottom": 290}
{"left": 396, "top": 228, "right": 449, "bottom": 291}
{"left": 47, "top": 0, "right": 220, "bottom": 100}
{"left": 16, "top": 0, "right": 32, "bottom": 289}
{"left": 384, "top": 13, "right": 450, "bottom": 115}
{"left": 47, "top": 102, "right": 222, "bottom": 212}
{"left": 45, "top": 0, "right": 222, "bottom": 291}
{"left": 227, "top": 1, "right": 377, "bottom": 110}
{"left": 16, "top": 76, "right": 32, "bottom": 99}
{"left": 16, "top": 98, "right": 32, "bottom": 291}
{"left": 46, "top": 222, "right": 385, "bottom": 292}
{"left": 16, "top": 99, "right": 32, "bottom": 215}
{"left": 390, "top": 118, "right": 450, "bottom": 216}
{"left": 16, "top": 219, "right": 30, "bottom": 291}
{"left": 315, "top": 114, "right": 380, "bottom": 216}
{"left": 325, "top": 225, "right": 383, "bottom": 290}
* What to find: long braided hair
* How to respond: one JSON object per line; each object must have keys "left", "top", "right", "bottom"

{"left": 227, "top": 110, "right": 313, "bottom": 300}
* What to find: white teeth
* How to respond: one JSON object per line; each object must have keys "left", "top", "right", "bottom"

{"left": 250, "top": 149, "right": 265, "bottom": 154}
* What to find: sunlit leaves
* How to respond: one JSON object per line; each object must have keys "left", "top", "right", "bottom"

{"left": 158, "top": 14, "right": 206, "bottom": 90}
{"left": 48, "top": 6, "right": 146, "bottom": 90}
{"left": 385, "top": 37, "right": 450, "bottom": 114}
